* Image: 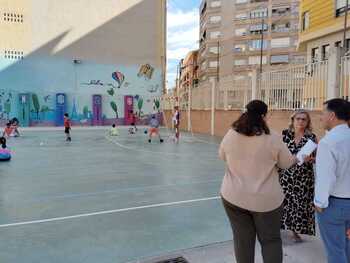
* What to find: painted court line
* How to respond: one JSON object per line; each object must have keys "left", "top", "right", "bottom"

{"left": 0, "top": 196, "right": 220, "bottom": 228}
{"left": 105, "top": 136, "right": 219, "bottom": 160}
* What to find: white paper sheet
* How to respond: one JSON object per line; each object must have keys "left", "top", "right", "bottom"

{"left": 296, "top": 139, "right": 318, "bottom": 165}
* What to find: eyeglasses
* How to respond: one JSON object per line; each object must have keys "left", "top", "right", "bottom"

{"left": 295, "top": 117, "right": 307, "bottom": 121}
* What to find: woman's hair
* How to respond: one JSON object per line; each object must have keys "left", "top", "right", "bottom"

{"left": 232, "top": 100, "right": 270, "bottom": 136}
{"left": 288, "top": 110, "right": 313, "bottom": 133}
{"left": 0, "top": 137, "right": 6, "bottom": 149}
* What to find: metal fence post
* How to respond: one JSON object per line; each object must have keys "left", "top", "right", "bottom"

{"left": 210, "top": 78, "right": 215, "bottom": 136}
{"left": 252, "top": 69, "right": 258, "bottom": 100}
{"left": 327, "top": 47, "right": 341, "bottom": 99}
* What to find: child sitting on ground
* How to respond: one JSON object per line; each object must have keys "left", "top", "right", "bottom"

{"left": 2, "top": 123, "right": 14, "bottom": 138}
{"left": 0, "top": 137, "right": 11, "bottom": 161}
{"left": 109, "top": 124, "right": 119, "bottom": 136}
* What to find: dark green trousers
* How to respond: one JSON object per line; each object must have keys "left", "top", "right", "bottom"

{"left": 222, "top": 198, "right": 283, "bottom": 263}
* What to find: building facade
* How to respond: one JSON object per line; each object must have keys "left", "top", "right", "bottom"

{"left": 0, "top": 0, "right": 166, "bottom": 126}
{"left": 198, "top": 0, "right": 305, "bottom": 85}
{"left": 178, "top": 50, "right": 199, "bottom": 110}
{"left": 299, "top": 0, "right": 350, "bottom": 63}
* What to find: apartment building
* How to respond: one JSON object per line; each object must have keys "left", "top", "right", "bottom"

{"left": 198, "top": 0, "right": 305, "bottom": 84}
{"left": 299, "top": 0, "right": 350, "bottom": 63}
{"left": 178, "top": 50, "right": 199, "bottom": 110}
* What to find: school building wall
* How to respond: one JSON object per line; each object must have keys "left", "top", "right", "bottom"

{"left": 0, "top": 0, "right": 166, "bottom": 126}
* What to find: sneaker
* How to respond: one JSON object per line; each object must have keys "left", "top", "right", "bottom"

{"left": 148, "top": 139, "right": 151, "bottom": 143}
{"left": 160, "top": 139, "right": 164, "bottom": 143}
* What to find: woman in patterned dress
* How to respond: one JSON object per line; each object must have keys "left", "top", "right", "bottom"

{"left": 279, "top": 110, "right": 317, "bottom": 242}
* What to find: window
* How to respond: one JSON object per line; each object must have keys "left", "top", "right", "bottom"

{"left": 249, "top": 24, "right": 268, "bottom": 34}
{"left": 249, "top": 40, "right": 268, "bottom": 50}
{"left": 209, "top": 61, "right": 218, "bottom": 68}
{"left": 322, "top": 44, "right": 330, "bottom": 60}
{"left": 250, "top": 8, "right": 268, "bottom": 19}
{"left": 272, "top": 6, "right": 291, "bottom": 16}
{"left": 234, "top": 44, "right": 246, "bottom": 52}
{"left": 271, "top": 37, "right": 290, "bottom": 48}
{"left": 3, "top": 13, "right": 24, "bottom": 23}
{"left": 210, "top": 31, "right": 221, "bottom": 39}
{"left": 234, "top": 59, "right": 247, "bottom": 66}
{"left": 210, "top": 1, "right": 221, "bottom": 8}
{"left": 248, "top": 56, "right": 267, "bottom": 65}
{"left": 235, "top": 28, "right": 247, "bottom": 36}
{"left": 209, "top": 46, "right": 219, "bottom": 54}
{"left": 235, "top": 13, "right": 248, "bottom": 20}
{"left": 335, "top": 41, "right": 342, "bottom": 47}
{"left": 272, "top": 22, "right": 290, "bottom": 33}
{"left": 4, "top": 50, "right": 24, "bottom": 60}
{"left": 236, "top": 0, "right": 248, "bottom": 3}
{"left": 302, "top": 12, "right": 310, "bottom": 31}
{"left": 209, "top": 15, "right": 222, "bottom": 23}
{"left": 311, "top": 47, "right": 320, "bottom": 63}
{"left": 270, "top": 55, "right": 289, "bottom": 64}
{"left": 292, "top": 55, "right": 306, "bottom": 64}
{"left": 336, "top": 0, "right": 349, "bottom": 17}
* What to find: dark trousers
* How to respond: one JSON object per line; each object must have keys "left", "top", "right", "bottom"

{"left": 222, "top": 198, "right": 283, "bottom": 263}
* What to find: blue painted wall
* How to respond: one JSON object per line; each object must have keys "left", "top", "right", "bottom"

{"left": 0, "top": 57, "right": 162, "bottom": 126}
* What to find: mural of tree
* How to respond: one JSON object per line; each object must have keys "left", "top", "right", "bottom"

{"left": 137, "top": 98, "right": 143, "bottom": 117}
{"left": 110, "top": 101, "right": 118, "bottom": 119}
{"left": 32, "top": 94, "right": 40, "bottom": 120}
{"left": 83, "top": 106, "right": 89, "bottom": 119}
{"left": 40, "top": 105, "right": 53, "bottom": 120}
{"left": 154, "top": 99, "right": 160, "bottom": 112}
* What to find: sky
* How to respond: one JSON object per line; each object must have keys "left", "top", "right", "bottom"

{"left": 167, "top": 0, "right": 201, "bottom": 89}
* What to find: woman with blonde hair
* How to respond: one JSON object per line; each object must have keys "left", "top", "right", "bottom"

{"left": 279, "top": 110, "right": 318, "bottom": 242}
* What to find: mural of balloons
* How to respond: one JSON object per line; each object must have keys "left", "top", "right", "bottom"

{"left": 112, "top": 71, "right": 125, "bottom": 88}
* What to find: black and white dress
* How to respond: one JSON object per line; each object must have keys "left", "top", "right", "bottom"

{"left": 279, "top": 129, "right": 317, "bottom": 235}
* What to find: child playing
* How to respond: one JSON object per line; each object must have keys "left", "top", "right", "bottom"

{"left": 148, "top": 115, "right": 163, "bottom": 143}
{"left": 2, "top": 122, "right": 14, "bottom": 138}
{"left": 109, "top": 124, "right": 119, "bottom": 136}
{"left": 130, "top": 110, "right": 137, "bottom": 133}
{"left": 10, "top": 118, "right": 20, "bottom": 137}
{"left": 0, "top": 137, "right": 11, "bottom": 161}
{"left": 172, "top": 106, "right": 180, "bottom": 143}
{"left": 64, "top": 113, "right": 72, "bottom": 142}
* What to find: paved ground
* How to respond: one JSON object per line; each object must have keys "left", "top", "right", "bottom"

{"left": 0, "top": 127, "right": 327, "bottom": 263}
{"left": 135, "top": 232, "right": 326, "bottom": 263}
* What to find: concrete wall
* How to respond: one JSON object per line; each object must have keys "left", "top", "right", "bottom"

{"left": 164, "top": 109, "right": 325, "bottom": 138}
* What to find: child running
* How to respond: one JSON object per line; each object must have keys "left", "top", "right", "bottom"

{"left": 64, "top": 113, "right": 72, "bottom": 142}
{"left": 0, "top": 137, "right": 11, "bottom": 161}
{"left": 109, "top": 124, "right": 119, "bottom": 136}
{"left": 148, "top": 115, "right": 163, "bottom": 143}
{"left": 172, "top": 106, "right": 180, "bottom": 143}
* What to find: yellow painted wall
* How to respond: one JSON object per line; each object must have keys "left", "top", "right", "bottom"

{"left": 300, "top": 0, "right": 347, "bottom": 45}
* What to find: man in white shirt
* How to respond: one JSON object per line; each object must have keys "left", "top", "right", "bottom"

{"left": 315, "top": 98, "right": 350, "bottom": 263}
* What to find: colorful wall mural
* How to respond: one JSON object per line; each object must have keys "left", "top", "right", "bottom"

{"left": 0, "top": 58, "right": 163, "bottom": 127}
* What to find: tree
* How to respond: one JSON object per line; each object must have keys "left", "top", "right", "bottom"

{"left": 137, "top": 98, "right": 143, "bottom": 117}
{"left": 32, "top": 94, "right": 40, "bottom": 120}
{"left": 110, "top": 101, "right": 118, "bottom": 119}
{"left": 154, "top": 99, "right": 160, "bottom": 112}
{"left": 83, "top": 106, "right": 89, "bottom": 119}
